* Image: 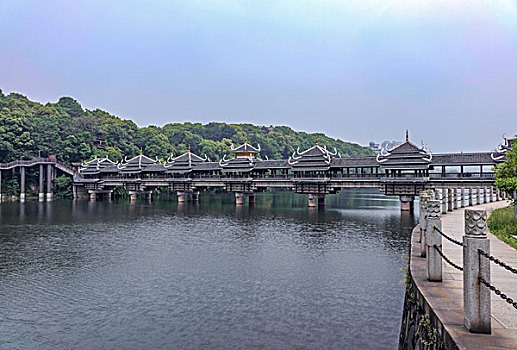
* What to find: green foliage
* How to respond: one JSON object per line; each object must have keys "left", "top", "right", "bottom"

{"left": 54, "top": 175, "right": 72, "bottom": 198}
{"left": 495, "top": 141, "right": 517, "bottom": 202}
{"left": 488, "top": 207, "right": 517, "bottom": 250}
{"left": 0, "top": 91, "right": 374, "bottom": 164}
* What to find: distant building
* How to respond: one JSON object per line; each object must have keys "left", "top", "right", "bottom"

{"left": 368, "top": 142, "right": 380, "bottom": 155}
{"left": 368, "top": 140, "right": 402, "bottom": 155}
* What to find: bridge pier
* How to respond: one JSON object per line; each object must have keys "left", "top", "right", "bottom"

{"left": 307, "top": 194, "right": 325, "bottom": 208}
{"left": 20, "top": 166, "right": 25, "bottom": 202}
{"left": 235, "top": 192, "right": 244, "bottom": 205}
{"left": 144, "top": 191, "right": 152, "bottom": 202}
{"left": 46, "top": 164, "right": 53, "bottom": 201}
{"left": 249, "top": 194, "right": 255, "bottom": 206}
{"left": 400, "top": 195, "right": 414, "bottom": 211}
{"left": 89, "top": 191, "right": 97, "bottom": 201}
{"left": 177, "top": 191, "right": 186, "bottom": 203}
{"left": 39, "top": 164, "right": 45, "bottom": 201}
{"left": 129, "top": 191, "right": 138, "bottom": 202}
{"left": 192, "top": 191, "right": 200, "bottom": 202}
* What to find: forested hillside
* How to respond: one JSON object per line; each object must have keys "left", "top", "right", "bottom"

{"left": 0, "top": 91, "right": 373, "bottom": 164}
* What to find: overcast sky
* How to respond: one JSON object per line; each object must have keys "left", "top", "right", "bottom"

{"left": 1, "top": 0, "right": 516, "bottom": 152}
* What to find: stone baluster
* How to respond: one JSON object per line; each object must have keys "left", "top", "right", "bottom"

{"left": 453, "top": 188, "right": 458, "bottom": 209}
{"left": 418, "top": 192, "right": 428, "bottom": 244}
{"left": 420, "top": 195, "right": 429, "bottom": 257}
{"left": 447, "top": 188, "right": 453, "bottom": 212}
{"left": 463, "top": 209, "right": 491, "bottom": 334}
{"left": 482, "top": 187, "right": 487, "bottom": 203}
{"left": 460, "top": 188, "right": 465, "bottom": 208}
{"left": 476, "top": 187, "right": 481, "bottom": 205}
{"left": 426, "top": 200, "right": 442, "bottom": 281}
{"left": 441, "top": 188, "right": 447, "bottom": 214}
{"left": 468, "top": 188, "right": 473, "bottom": 206}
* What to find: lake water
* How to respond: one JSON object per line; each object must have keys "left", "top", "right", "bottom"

{"left": 0, "top": 189, "right": 416, "bottom": 349}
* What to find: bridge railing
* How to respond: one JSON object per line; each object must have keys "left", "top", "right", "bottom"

{"left": 418, "top": 194, "right": 515, "bottom": 335}
{"left": 429, "top": 172, "right": 495, "bottom": 179}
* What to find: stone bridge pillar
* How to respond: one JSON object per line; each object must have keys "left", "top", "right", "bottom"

{"left": 46, "top": 164, "right": 53, "bottom": 201}
{"left": 308, "top": 194, "right": 317, "bottom": 207}
{"left": 20, "top": 166, "right": 26, "bottom": 202}
{"left": 129, "top": 191, "right": 138, "bottom": 202}
{"left": 441, "top": 188, "right": 447, "bottom": 214}
{"left": 399, "top": 195, "right": 414, "bottom": 211}
{"left": 39, "top": 164, "right": 45, "bottom": 201}
{"left": 249, "top": 194, "right": 255, "bottom": 205}
{"left": 426, "top": 200, "right": 442, "bottom": 281}
{"left": 177, "top": 191, "right": 186, "bottom": 203}
{"left": 89, "top": 191, "right": 97, "bottom": 201}
{"left": 463, "top": 209, "right": 491, "bottom": 333}
{"left": 192, "top": 191, "right": 200, "bottom": 202}
{"left": 235, "top": 192, "right": 244, "bottom": 205}
{"left": 447, "top": 188, "right": 453, "bottom": 212}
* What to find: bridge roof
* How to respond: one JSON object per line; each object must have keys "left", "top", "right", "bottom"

{"left": 431, "top": 153, "right": 495, "bottom": 166}
{"left": 377, "top": 140, "right": 432, "bottom": 170}
{"left": 220, "top": 157, "right": 255, "bottom": 173}
{"left": 118, "top": 154, "right": 157, "bottom": 173}
{"left": 254, "top": 160, "right": 290, "bottom": 169}
{"left": 289, "top": 144, "right": 335, "bottom": 171}
{"left": 231, "top": 142, "right": 260, "bottom": 154}
{"left": 330, "top": 157, "right": 378, "bottom": 167}
{"left": 165, "top": 151, "right": 207, "bottom": 173}
{"left": 80, "top": 157, "right": 117, "bottom": 175}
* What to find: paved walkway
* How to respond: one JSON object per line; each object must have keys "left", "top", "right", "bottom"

{"left": 410, "top": 200, "right": 517, "bottom": 349}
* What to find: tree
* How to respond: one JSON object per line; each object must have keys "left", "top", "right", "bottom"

{"left": 494, "top": 141, "right": 517, "bottom": 213}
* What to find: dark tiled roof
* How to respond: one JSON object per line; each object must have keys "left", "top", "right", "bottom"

{"left": 165, "top": 151, "right": 207, "bottom": 174}
{"left": 254, "top": 160, "right": 290, "bottom": 169}
{"left": 330, "top": 157, "right": 378, "bottom": 167}
{"left": 431, "top": 153, "right": 496, "bottom": 165}
{"left": 289, "top": 144, "right": 335, "bottom": 171}
{"left": 231, "top": 142, "right": 260, "bottom": 153}
{"left": 118, "top": 154, "right": 157, "bottom": 173}
{"left": 220, "top": 157, "right": 255, "bottom": 173}
{"left": 80, "top": 157, "right": 117, "bottom": 175}
{"left": 378, "top": 140, "right": 432, "bottom": 169}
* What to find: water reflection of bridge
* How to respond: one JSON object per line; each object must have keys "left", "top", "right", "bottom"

{"left": 0, "top": 134, "right": 513, "bottom": 211}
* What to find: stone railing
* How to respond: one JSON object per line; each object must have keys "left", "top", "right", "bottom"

{"left": 417, "top": 191, "right": 516, "bottom": 334}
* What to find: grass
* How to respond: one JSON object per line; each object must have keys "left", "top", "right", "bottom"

{"left": 488, "top": 206, "right": 517, "bottom": 250}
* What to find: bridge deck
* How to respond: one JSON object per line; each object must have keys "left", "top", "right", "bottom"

{"left": 410, "top": 201, "right": 517, "bottom": 349}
